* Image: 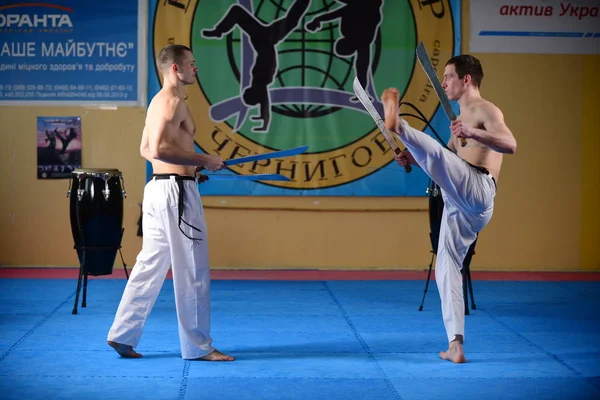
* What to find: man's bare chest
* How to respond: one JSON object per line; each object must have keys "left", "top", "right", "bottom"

{"left": 180, "top": 111, "right": 196, "bottom": 138}
{"left": 458, "top": 112, "right": 484, "bottom": 130}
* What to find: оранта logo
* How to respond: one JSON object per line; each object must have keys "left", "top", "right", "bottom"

{"left": 0, "top": 3, "right": 74, "bottom": 33}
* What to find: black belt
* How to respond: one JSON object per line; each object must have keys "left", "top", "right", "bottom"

{"left": 467, "top": 163, "right": 496, "bottom": 189}
{"left": 151, "top": 174, "right": 202, "bottom": 242}
{"left": 152, "top": 173, "right": 195, "bottom": 181}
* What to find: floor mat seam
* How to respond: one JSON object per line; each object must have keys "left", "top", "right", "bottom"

{"left": 479, "top": 307, "right": 584, "bottom": 377}
{"left": 0, "top": 374, "right": 597, "bottom": 381}
{"left": 178, "top": 360, "right": 190, "bottom": 400}
{"left": 323, "top": 281, "right": 404, "bottom": 400}
{"left": 0, "top": 292, "right": 75, "bottom": 363}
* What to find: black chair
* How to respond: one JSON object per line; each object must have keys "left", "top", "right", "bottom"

{"left": 418, "top": 179, "right": 477, "bottom": 314}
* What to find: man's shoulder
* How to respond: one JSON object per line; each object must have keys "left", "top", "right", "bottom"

{"left": 150, "top": 90, "right": 182, "bottom": 106}
{"left": 148, "top": 91, "right": 184, "bottom": 117}
{"left": 475, "top": 98, "right": 503, "bottom": 118}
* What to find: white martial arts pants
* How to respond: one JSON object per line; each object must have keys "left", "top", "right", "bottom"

{"left": 397, "top": 121, "right": 496, "bottom": 343}
{"left": 107, "top": 175, "right": 215, "bottom": 359}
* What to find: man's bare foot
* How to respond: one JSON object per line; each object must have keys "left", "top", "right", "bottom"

{"left": 439, "top": 340, "right": 467, "bottom": 363}
{"left": 197, "top": 349, "right": 235, "bottom": 362}
{"left": 381, "top": 88, "right": 402, "bottom": 133}
{"left": 107, "top": 340, "right": 142, "bottom": 358}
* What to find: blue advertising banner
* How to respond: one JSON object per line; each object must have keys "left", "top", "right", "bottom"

{"left": 148, "top": 0, "right": 460, "bottom": 196}
{"left": 0, "top": 0, "right": 147, "bottom": 106}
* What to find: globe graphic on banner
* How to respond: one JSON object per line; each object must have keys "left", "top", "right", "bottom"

{"left": 174, "top": 0, "right": 457, "bottom": 192}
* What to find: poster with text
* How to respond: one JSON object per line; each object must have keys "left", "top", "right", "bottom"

{"left": 0, "top": 0, "right": 147, "bottom": 106}
{"left": 37, "top": 116, "right": 81, "bottom": 179}
{"left": 470, "top": 0, "right": 600, "bottom": 54}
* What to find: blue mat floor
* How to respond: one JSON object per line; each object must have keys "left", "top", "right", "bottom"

{"left": 0, "top": 278, "right": 599, "bottom": 399}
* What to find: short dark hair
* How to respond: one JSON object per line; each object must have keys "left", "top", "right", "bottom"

{"left": 446, "top": 54, "right": 484, "bottom": 88}
{"left": 157, "top": 44, "right": 192, "bottom": 71}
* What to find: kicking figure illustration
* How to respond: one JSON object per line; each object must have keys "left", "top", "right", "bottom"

{"left": 305, "top": 0, "right": 383, "bottom": 100}
{"left": 202, "top": 0, "right": 311, "bottom": 132}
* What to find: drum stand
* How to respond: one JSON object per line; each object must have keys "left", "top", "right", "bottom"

{"left": 72, "top": 228, "right": 129, "bottom": 315}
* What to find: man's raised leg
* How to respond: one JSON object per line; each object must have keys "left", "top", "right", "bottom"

{"left": 382, "top": 88, "right": 481, "bottom": 212}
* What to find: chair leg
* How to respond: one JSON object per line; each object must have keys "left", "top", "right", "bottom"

{"left": 467, "top": 267, "right": 477, "bottom": 310}
{"left": 462, "top": 269, "right": 470, "bottom": 315}
{"left": 461, "top": 237, "right": 478, "bottom": 315}
{"left": 419, "top": 252, "right": 436, "bottom": 311}
{"left": 82, "top": 273, "right": 88, "bottom": 308}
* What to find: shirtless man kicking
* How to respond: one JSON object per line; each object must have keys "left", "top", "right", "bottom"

{"left": 382, "top": 54, "right": 517, "bottom": 363}
{"left": 106, "top": 44, "right": 234, "bottom": 362}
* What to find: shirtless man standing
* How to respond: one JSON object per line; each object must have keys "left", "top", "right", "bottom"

{"left": 106, "top": 44, "right": 234, "bottom": 362}
{"left": 382, "top": 54, "right": 517, "bottom": 363}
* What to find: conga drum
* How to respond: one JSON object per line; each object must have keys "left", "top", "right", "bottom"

{"left": 67, "top": 168, "right": 126, "bottom": 276}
